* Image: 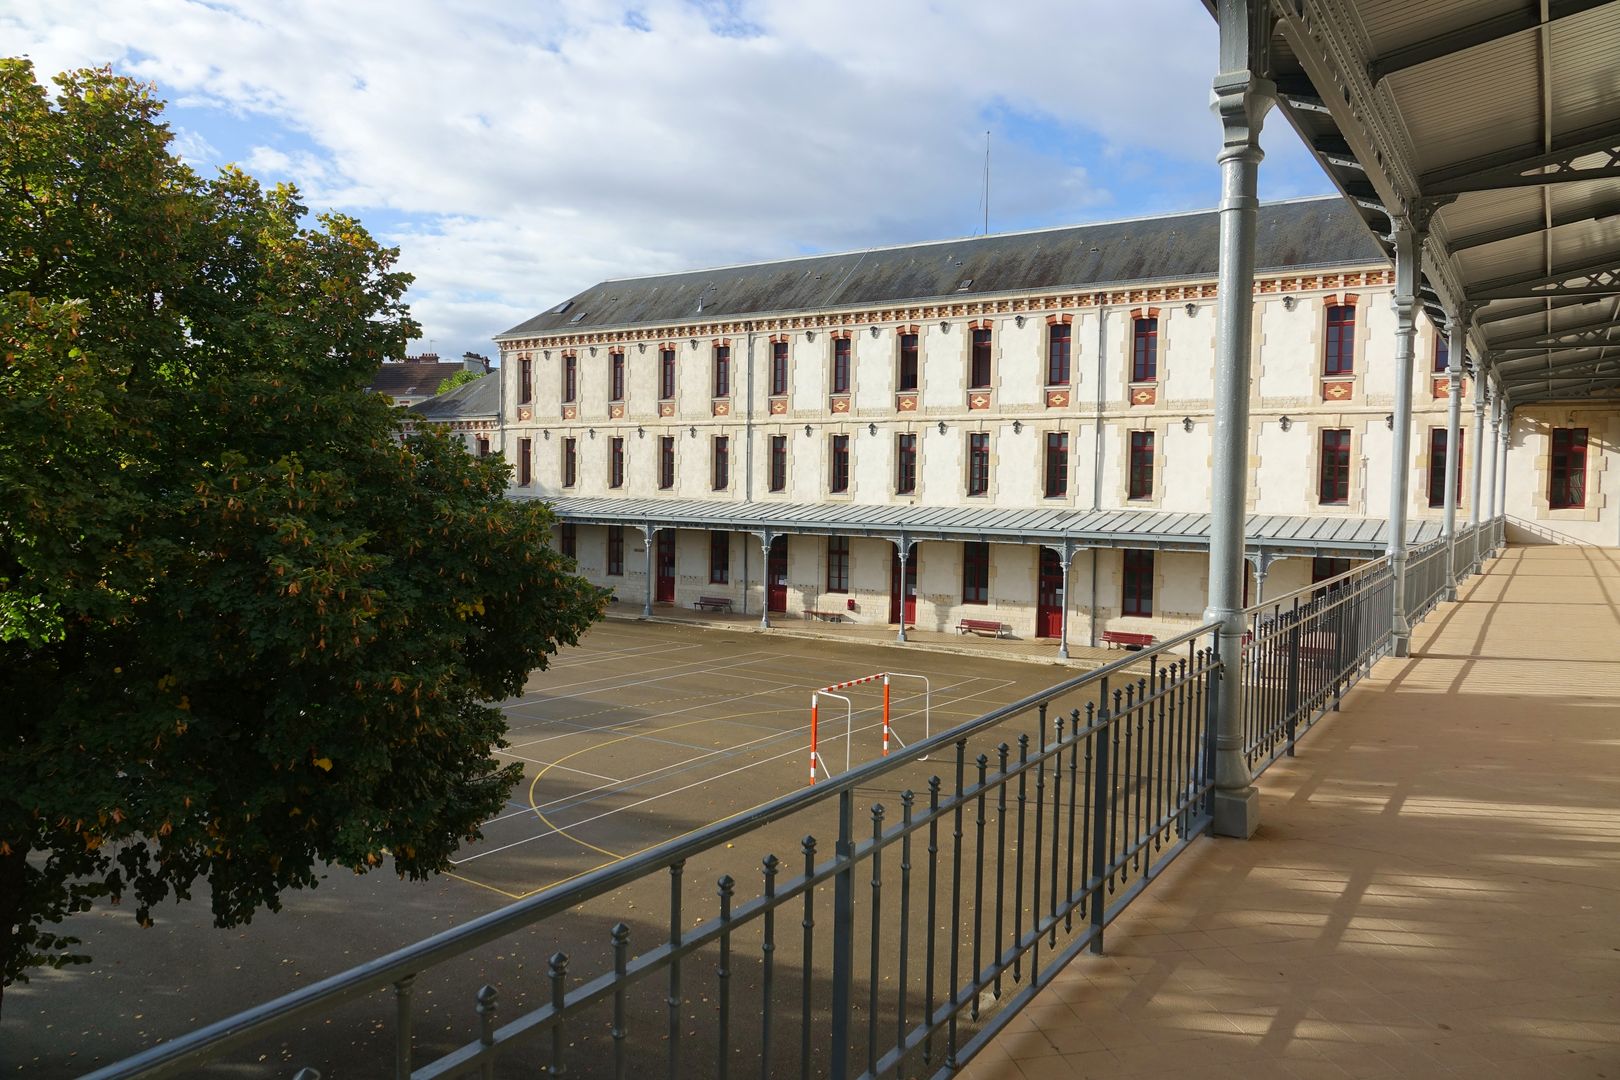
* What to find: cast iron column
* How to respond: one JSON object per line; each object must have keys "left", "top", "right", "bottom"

{"left": 1057, "top": 539, "right": 1075, "bottom": 660}
{"left": 1441, "top": 315, "right": 1465, "bottom": 599}
{"left": 1204, "top": 0, "right": 1273, "bottom": 839}
{"left": 894, "top": 538, "right": 910, "bottom": 643}
{"left": 1498, "top": 408, "right": 1510, "bottom": 541}
{"left": 1485, "top": 393, "right": 1501, "bottom": 544}
{"left": 1386, "top": 219, "right": 1424, "bottom": 658}
{"left": 642, "top": 526, "right": 656, "bottom": 618}
{"left": 1470, "top": 362, "right": 1486, "bottom": 572}
{"left": 757, "top": 530, "right": 773, "bottom": 629}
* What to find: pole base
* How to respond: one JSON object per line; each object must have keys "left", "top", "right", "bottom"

{"left": 1212, "top": 786, "right": 1260, "bottom": 839}
{"left": 1393, "top": 634, "right": 1411, "bottom": 658}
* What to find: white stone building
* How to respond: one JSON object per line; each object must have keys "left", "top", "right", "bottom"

{"left": 493, "top": 197, "right": 1615, "bottom": 649}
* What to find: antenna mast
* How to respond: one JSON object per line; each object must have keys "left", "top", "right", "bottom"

{"left": 982, "top": 130, "right": 990, "bottom": 235}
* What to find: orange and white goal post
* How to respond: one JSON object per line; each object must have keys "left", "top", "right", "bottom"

{"left": 807, "top": 672, "right": 931, "bottom": 785}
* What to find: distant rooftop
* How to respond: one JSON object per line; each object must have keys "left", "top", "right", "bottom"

{"left": 368, "top": 352, "right": 490, "bottom": 400}
{"left": 405, "top": 371, "right": 500, "bottom": 420}
{"left": 499, "top": 196, "right": 1386, "bottom": 339}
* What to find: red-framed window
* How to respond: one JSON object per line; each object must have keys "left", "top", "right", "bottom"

{"left": 610, "top": 350, "right": 625, "bottom": 401}
{"left": 475, "top": 435, "right": 490, "bottom": 458}
{"left": 713, "top": 344, "right": 731, "bottom": 398}
{"left": 606, "top": 526, "right": 625, "bottom": 576}
{"left": 1122, "top": 549, "right": 1153, "bottom": 616}
{"left": 896, "top": 433, "right": 917, "bottom": 495}
{"left": 712, "top": 435, "right": 730, "bottom": 490}
{"left": 829, "top": 434, "right": 850, "bottom": 493}
{"left": 1433, "top": 332, "right": 1449, "bottom": 374}
{"left": 1324, "top": 305, "right": 1356, "bottom": 375}
{"left": 709, "top": 531, "right": 730, "bottom": 584}
{"left": 1128, "top": 430, "right": 1154, "bottom": 499}
{"left": 832, "top": 337, "right": 851, "bottom": 394}
{"left": 610, "top": 436, "right": 625, "bottom": 488}
{"left": 898, "top": 333, "right": 919, "bottom": 391}
{"left": 967, "top": 432, "right": 990, "bottom": 496}
{"left": 562, "top": 354, "right": 578, "bottom": 403}
{"left": 1044, "top": 432, "right": 1069, "bottom": 498}
{"left": 1131, "top": 318, "right": 1158, "bottom": 383}
{"left": 558, "top": 522, "right": 576, "bottom": 559}
{"left": 1047, "top": 323, "right": 1071, "bottom": 385}
{"left": 826, "top": 536, "right": 850, "bottom": 593}
{"left": 1427, "top": 428, "right": 1463, "bottom": 508}
{"left": 969, "top": 328, "right": 992, "bottom": 389}
{"left": 658, "top": 436, "right": 675, "bottom": 489}
{"left": 1319, "top": 429, "right": 1350, "bottom": 504}
{"left": 519, "top": 357, "right": 533, "bottom": 405}
{"left": 562, "top": 437, "right": 577, "bottom": 488}
{"left": 660, "top": 348, "right": 677, "bottom": 400}
{"left": 769, "top": 435, "right": 787, "bottom": 492}
{"left": 771, "top": 341, "right": 789, "bottom": 396}
{"left": 1549, "top": 427, "right": 1588, "bottom": 509}
{"left": 518, "top": 437, "right": 532, "bottom": 485}
{"left": 962, "top": 541, "right": 989, "bottom": 604}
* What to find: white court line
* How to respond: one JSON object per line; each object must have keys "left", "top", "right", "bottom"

{"left": 500, "top": 650, "right": 778, "bottom": 710}
{"left": 519, "top": 641, "right": 705, "bottom": 687}
{"left": 459, "top": 675, "right": 1016, "bottom": 852}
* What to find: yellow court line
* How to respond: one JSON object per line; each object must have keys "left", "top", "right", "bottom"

{"left": 445, "top": 870, "right": 525, "bottom": 901}
{"left": 524, "top": 703, "right": 808, "bottom": 859}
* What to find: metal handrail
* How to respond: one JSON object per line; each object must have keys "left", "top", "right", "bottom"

{"left": 90, "top": 623, "right": 1222, "bottom": 1080}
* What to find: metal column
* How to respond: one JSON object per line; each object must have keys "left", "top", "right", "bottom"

{"left": 1469, "top": 362, "right": 1486, "bottom": 573}
{"left": 894, "top": 538, "right": 910, "bottom": 643}
{"left": 1441, "top": 315, "right": 1465, "bottom": 600}
{"left": 642, "top": 525, "right": 656, "bottom": 618}
{"left": 757, "top": 530, "right": 773, "bottom": 629}
{"left": 1498, "top": 409, "right": 1510, "bottom": 543}
{"left": 1246, "top": 550, "right": 1276, "bottom": 606}
{"left": 1204, "top": 0, "right": 1273, "bottom": 839}
{"left": 1052, "top": 539, "right": 1076, "bottom": 661}
{"left": 1485, "top": 393, "right": 1501, "bottom": 549}
{"left": 1385, "top": 220, "right": 1424, "bottom": 658}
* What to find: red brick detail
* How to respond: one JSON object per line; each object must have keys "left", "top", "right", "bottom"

{"left": 967, "top": 392, "right": 992, "bottom": 410}
{"left": 1045, "top": 389, "right": 1071, "bottom": 408}
{"left": 769, "top": 396, "right": 788, "bottom": 414}
{"left": 1321, "top": 380, "right": 1354, "bottom": 402}
{"left": 895, "top": 393, "right": 918, "bottom": 412}
{"left": 1045, "top": 313, "right": 1074, "bottom": 325}
{"left": 1130, "top": 386, "right": 1156, "bottom": 406}
{"left": 659, "top": 402, "right": 675, "bottom": 417}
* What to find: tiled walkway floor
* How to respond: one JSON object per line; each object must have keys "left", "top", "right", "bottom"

{"left": 969, "top": 545, "right": 1620, "bottom": 1079}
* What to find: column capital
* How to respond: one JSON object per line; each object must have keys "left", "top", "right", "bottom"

{"left": 1212, "top": 72, "right": 1276, "bottom": 158}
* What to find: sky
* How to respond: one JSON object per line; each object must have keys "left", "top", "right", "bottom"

{"left": 7, "top": 0, "right": 1333, "bottom": 362}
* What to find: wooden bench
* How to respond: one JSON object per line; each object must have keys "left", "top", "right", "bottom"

{"left": 803, "top": 609, "right": 843, "bottom": 622}
{"left": 693, "top": 596, "right": 733, "bottom": 613}
{"left": 1101, "top": 630, "right": 1155, "bottom": 650}
{"left": 956, "top": 618, "right": 1009, "bottom": 638}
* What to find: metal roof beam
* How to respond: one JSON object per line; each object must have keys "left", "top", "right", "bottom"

{"left": 1472, "top": 256, "right": 1620, "bottom": 301}
{"left": 1445, "top": 200, "right": 1620, "bottom": 251}
{"left": 1366, "top": 0, "right": 1614, "bottom": 85}
{"left": 1488, "top": 316, "right": 1619, "bottom": 349}
{"left": 1422, "top": 119, "right": 1620, "bottom": 195}
{"left": 1475, "top": 295, "right": 1611, "bottom": 325}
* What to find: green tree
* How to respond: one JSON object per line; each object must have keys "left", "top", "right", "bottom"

{"left": 436, "top": 368, "right": 486, "bottom": 395}
{"left": 0, "top": 60, "right": 603, "bottom": 1007}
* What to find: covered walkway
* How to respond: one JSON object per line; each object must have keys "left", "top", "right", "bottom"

{"left": 972, "top": 546, "right": 1620, "bottom": 1079}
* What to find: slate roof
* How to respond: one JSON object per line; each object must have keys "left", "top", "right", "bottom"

{"left": 406, "top": 372, "right": 500, "bottom": 420}
{"left": 499, "top": 196, "right": 1387, "bottom": 339}
{"left": 369, "top": 361, "right": 470, "bottom": 400}
{"left": 516, "top": 495, "right": 1443, "bottom": 557}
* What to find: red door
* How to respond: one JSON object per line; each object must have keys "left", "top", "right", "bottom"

{"left": 656, "top": 531, "right": 676, "bottom": 604}
{"left": 889, "top": 548, "right": 917, "bottom": 625}
{"left": 1036, "top": 548, "right": 1064, "bottom": 639}
{"left": 768, "top": 537, "right": 788, "bottom": 613}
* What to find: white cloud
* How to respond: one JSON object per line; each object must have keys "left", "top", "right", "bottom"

{"left": 4, "top": 0, "right": 1330, "bottom": 358}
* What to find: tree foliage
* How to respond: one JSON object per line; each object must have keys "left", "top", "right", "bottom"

{"left": 0, "top": 60, "right": 604, "bottom": 1005}
{"left": 436, "top": 368, "right": 486, "bottom": 395}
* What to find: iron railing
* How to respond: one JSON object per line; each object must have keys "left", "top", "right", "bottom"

{"left": 90, "top": 626, "right": 1222, "bottom": 1080}
{"left": 1403, "top": 537, "right": 1450, "bottom": 623}
{"left": 1238, "top": 557, "right": 1394, "bottom": 778}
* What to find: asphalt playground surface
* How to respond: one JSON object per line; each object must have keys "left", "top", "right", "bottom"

{"left": 3, "top": 620, "right": 1077, "bottom": 1078}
